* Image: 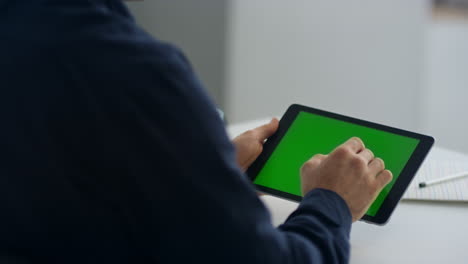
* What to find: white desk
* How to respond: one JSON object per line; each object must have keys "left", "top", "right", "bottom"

{"left": 227, "top": 118, "right": 468, "bottom": 264}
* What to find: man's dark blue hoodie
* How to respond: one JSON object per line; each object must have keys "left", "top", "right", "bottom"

{"left": 0, "top": 0, "right": 352, "bottom": 263}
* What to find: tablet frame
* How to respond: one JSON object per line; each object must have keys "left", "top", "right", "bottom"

{"left": 247, "top": 104, "right": 434, "bottom": 225}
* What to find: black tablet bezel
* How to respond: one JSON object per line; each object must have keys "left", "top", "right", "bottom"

{"left": 247, "top": 104, "right": 434, "bottom": 225}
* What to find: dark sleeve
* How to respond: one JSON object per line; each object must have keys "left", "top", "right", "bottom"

{"left": 60, "top": 11, "right": 352, "bottom": 263}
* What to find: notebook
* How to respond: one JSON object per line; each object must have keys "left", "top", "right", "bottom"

{"left": 402, "top": 147, "right": 468, "bottom": 202}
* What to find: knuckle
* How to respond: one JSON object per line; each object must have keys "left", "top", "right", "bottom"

{"left": 311, "top": 154, "right": 326, "bottom": 163}
{"left": 351, "top": 156, "right": 366, "bottom": 169}
{"left": 312, "top": 153, "right": 324, "bottom": 160}
{"left": 373, "top": 170, "right": 393, "bottom": 189}
{"left": 386, "top": 170, "right": 393, "bottom": 179}
{"left": 383, "top": 170, "right": 393, "bottom": 181}
{"left": 351, "top": 137, "right": 365, "bottom": 147}
{"left": 357, "top": 155, "right": 368, "bottom": 164}
{"left": 375, "top": 158, "right": 385, "bottom": 169}
{"left": 333, "top": 147, "right": 351, "bottom": 158}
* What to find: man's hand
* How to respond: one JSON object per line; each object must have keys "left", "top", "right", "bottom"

{"left": 232, "top": 118, "right": 279, "bottom": 171}
{"left": 300, "top": 137, "right": 393, "bottom": 222}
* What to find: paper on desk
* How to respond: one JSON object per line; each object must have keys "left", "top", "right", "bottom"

{"left": 403, "top": 148, "right": 468, "bottom": 202}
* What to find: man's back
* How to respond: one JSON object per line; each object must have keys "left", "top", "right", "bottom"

{"left": 0, "top": 1, "right": 352, "bottom": 263}
{"left": 1, "top": 0, "right": 182, "bottom": 261}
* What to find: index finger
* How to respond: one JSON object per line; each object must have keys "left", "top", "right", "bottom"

{"left": 341, "top": 137, "right": 365, "bottom": 153}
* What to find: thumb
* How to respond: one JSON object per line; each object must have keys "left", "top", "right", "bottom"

{"left": 253, "top": 118, "right": 279, "bottom": 142}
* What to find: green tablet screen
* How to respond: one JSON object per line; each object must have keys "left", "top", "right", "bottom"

{"left": 254, "top": 111, "right": 420, "bottom": 216}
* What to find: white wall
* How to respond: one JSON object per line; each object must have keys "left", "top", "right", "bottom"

{"left": 125, "top": 0, "right": 228, "bottom": 107}
{"left": 226, "top": 0, "right": 429, "bottom": 131}
{"left": 126, "top": 1, "right": 468, "bottom": 154}
{"left": 422, "top": 17, "right": 468, "bottom": 153}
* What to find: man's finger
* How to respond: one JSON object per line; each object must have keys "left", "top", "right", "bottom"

{"left": 376, "top": 169, "right": 393, "bottom": 189}
{"left": 253, "top": 118, "right": 279, "bottom": 142}
{"left": 341, "top": 137, "right": 365, "bottom": 153}
{"left": 358, "top": 148, "right": 374, "bottom": 164}
{"left": 369, "top": 157, "right": 385, "bottom": 174}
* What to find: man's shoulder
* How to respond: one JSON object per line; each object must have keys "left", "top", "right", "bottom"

{"left": 9, "top": 0, "right": 182, "bottom": 65}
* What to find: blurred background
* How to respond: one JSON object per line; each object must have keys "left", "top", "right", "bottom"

{"left": 126, "top": 0, "right": 468, "bottom": 154}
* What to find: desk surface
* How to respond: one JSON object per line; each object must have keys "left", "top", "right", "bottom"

{"left": 227, "top": 118, "right": 468, "bottom": 264}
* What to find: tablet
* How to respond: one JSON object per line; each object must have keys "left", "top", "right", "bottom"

{"left": 247, "top": 104, "right": 434, "bottom": 225}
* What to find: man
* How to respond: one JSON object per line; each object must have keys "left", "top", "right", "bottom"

{"left": 0, "top": 0, "right": 392, "bottom": 263}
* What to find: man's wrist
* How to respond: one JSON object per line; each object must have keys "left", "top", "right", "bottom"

{"left": 302, "top": 188, "right": 352, "bottom": 231}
